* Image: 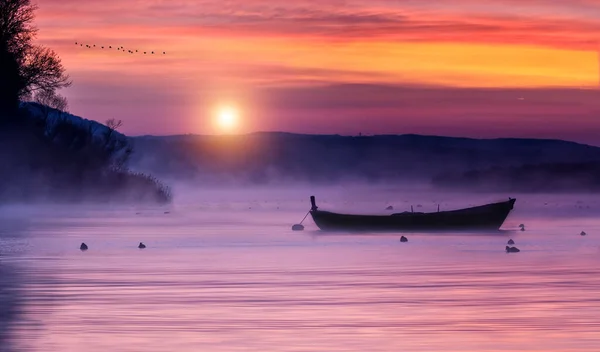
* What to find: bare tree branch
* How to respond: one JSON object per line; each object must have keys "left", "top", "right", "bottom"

{"left": 105, "top": 118, "right": 123, "bottom": 131}
{"left": 34, "top": 90, "right": 68, "bottom": 112}
{"left": 20, "top": 45, "right": 71, "bottom": 98}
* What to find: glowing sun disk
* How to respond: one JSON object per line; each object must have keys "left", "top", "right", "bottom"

{"left": 215, "top": 106, "right": 239, "bottom": 133}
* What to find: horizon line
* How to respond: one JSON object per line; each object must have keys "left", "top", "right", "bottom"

{"left": 130, "top": 131, "right": 598, "bottom": 146}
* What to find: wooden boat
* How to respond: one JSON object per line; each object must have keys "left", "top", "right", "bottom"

{"left": 308, "top": 196, "right": 516, "bottom": 232}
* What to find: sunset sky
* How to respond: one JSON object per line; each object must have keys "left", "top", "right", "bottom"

{"left": 35, "top": 0, "right": 600, "bottom": 145}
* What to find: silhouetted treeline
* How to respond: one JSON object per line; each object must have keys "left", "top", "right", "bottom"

{"left": 431, "top": 162, "right": 600, "bottom": 193}
{"left": 129, "top": 133, "right": 600, "bottom": 186}
{"left": 0, "top": 105, "right": 171, "bottom": 204}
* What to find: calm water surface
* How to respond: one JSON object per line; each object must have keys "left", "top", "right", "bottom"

{"left": 2, "top": 190, "right": 600, "bottom": 351}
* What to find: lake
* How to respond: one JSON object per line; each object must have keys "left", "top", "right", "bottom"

{"left": 2, "top": 186, "right": 600, "bottom": 351}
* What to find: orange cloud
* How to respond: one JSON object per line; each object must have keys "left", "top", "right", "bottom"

{"left": 36, "top": 0, "right": 600, "bottom": 49}
{"left": 35, "top": 0, "right": 600, "bottom": 88}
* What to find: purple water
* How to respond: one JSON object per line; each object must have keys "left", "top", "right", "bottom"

{"left": 2, "top": 187, "right": 600, "bottom": 351}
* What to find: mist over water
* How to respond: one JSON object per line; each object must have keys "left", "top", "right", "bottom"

{"left": 2, "top": 184, "right": 600, "bottom": 351}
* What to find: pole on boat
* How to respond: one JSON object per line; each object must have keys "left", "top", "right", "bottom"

{"left": 411, "top": 205, "right": 414, "bottom": 213}
{"left": 292, "top": 196, "right": 317, "bottom": 231}
{"left": 438, "top": 204, "right": 440, "bottom": 212}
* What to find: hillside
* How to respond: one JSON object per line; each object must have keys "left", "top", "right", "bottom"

{"left": 20, "top": 102, "right": 126, "bottom": 141}
{"left": 129, "top": 133, "right": 600, "bottom": 185}
{"left": 0, "top": 104, "right": 171, "bottom": 204}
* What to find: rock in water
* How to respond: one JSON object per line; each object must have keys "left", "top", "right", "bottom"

{"left": 138, "top": 242, "right": 146, "bottom": 249}
{"left": 400, "top": 236, "right": 408, "bottom": 242}
{"left": 80, "top": 243, "right": 88, "bottom": 251}
{"left": 292, "top": 224, "right": 304, "bottom": 231}
{"left": 507, "top": 239, "right": 515, "bottom": 245}
{"left": 386, "top": 205, "right": 394, "bottom": 210}
{"left": 580, "top": 231, "right": 587, "bottom": 236}
{"left": 505, "top": 246, "right": 520, "bottom": 253}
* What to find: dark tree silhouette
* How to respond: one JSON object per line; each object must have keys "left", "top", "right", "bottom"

{"left": 33, "top": 89, "right": 68, "bottom": 132}
{"left": 103, "top": 118, "right": 133, "bottom": 170}
{"left": 105, "top": 118, "right": 123, "bottom": 141}
{"left": 34, "top": 89, "right": 68, "bottom": 112}
{"left": 22, "top": 45, "right": 71, "bottom": 96}
{"left": 0, "top": 0, "right": 71, "bottom": 116}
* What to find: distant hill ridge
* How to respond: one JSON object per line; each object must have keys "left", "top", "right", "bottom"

{"left": 19, "top": 108, "right": 598, "bottom": 191}
{"left": 129, "top": 132, "right": 600, "bottom": 185}
{"left": 135, "top": 131, "right": 597, "bottom": 148}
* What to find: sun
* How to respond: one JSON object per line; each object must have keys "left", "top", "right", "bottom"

{"left": 214, "top": 106, "right": 239, "bottom": 133}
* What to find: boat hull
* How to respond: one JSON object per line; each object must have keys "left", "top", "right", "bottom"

{"left": 310, "top": 198, "right": 516, "bottom": 232}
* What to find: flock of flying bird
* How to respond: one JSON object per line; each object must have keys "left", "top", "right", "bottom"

{"left": 74, "top": 42, "right": 166, "bottom": 55}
